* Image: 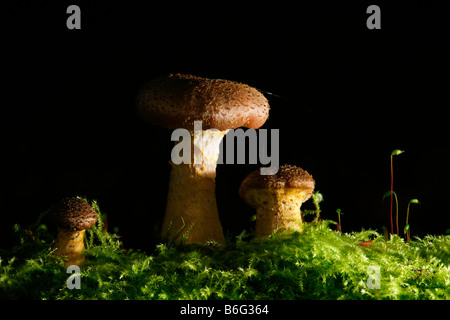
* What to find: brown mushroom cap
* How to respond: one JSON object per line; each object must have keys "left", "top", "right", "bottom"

{"left": 50, "top": 197, "right": 98, "bottom": 231}
{"left": 135, "top": 73, "right": 270, "bottom": 130}
{"left": 239, "top": 164, "right": 315, "bottom": 206}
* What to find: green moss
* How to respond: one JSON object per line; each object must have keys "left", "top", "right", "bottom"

{"left": 1, "top": 199, "right": 449, "bottom": 300}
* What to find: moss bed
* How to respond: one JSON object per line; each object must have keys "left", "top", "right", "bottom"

{"left": 1, "top": 199, "right": 449, "bottom": 300}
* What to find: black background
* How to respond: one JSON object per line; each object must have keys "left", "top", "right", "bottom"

{"left": 2, "top": 1, "right": 449, "bottom": 252}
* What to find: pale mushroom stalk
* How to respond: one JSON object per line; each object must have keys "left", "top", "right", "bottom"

{"left": 162, "top": 128, "right": 229, "bottom": 243}
{"left": 53, "top": 229, "right": 88, "bottom": 267}
{"left": 249, "top": 188, "right": 309, "bottom": 237}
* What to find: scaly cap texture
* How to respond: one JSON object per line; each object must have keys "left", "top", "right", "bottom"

{"left": 136, "top": 73, "right": 270, "bottom": 130}
{"left": 50, "top": 197, "right": 98, "bottom": 231}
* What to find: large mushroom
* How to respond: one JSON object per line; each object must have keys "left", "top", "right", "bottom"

{"left": 50, "top": 197, "right": 98, "bottom": 266}
{"left": 239, "top": 164, "right": 315, "bottom": 237}
{"left": 136, "top": 73, "right": 269, "bottom": 244}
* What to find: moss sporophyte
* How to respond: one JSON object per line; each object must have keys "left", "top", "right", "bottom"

{"left": 405, "top": 199, "right": 420, "bottom": 243}
{"left": 389, "top": 149, "right": 405, "bottom": 235}
{"left": 1, "top": 198, "right": 449, "bottom": 300}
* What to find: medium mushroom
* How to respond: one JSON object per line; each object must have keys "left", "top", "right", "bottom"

{"left": 136, "top": 73, "right": 269, "bottom": 244}
{"left": 50, "top": 197, "right": 98, "bottom": 266}
{"left": 239, "top": 164, "right": 315, "bottom": 237}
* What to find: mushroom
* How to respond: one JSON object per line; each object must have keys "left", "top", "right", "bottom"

{"left": 239, "top": 164, "right": 315, "bottom": 237}
{"left": 136, "top": 73, "right": 269, "bottom": 244}
{"left": 50, "top": 197, "right": 98, "bottom": 266}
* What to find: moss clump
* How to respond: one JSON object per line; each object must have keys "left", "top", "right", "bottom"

{"left": 1, "top": 199, "right": 449, "bottom": 300}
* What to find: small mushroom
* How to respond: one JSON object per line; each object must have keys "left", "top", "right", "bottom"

{"left": 50, "top": 197, "right": 98, "bottom": 266}
{"left": 136, "top": 74, "right": 269, "bottom": 244}
{"left": 239, "top": 164, "right": 315, "bottom": 237}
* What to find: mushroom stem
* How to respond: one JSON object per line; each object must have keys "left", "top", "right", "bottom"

{"left": 252, "top": 188, "right": 305, "bottom": 237}
{"left": 162, "top": 128, "right": 228, "bottom": 244}
{"left": 53, "top": 228, "right": 86, "bottom": 267}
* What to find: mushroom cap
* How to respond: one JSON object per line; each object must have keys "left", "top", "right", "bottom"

{"left": 50, "top": 197, "right": 98, "bottom": 231}
{"left": 136, "top": 73, "right": 270, "bottom": 130}
{"left": 239, "top": 164, "right": 315, "bottom": 207}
